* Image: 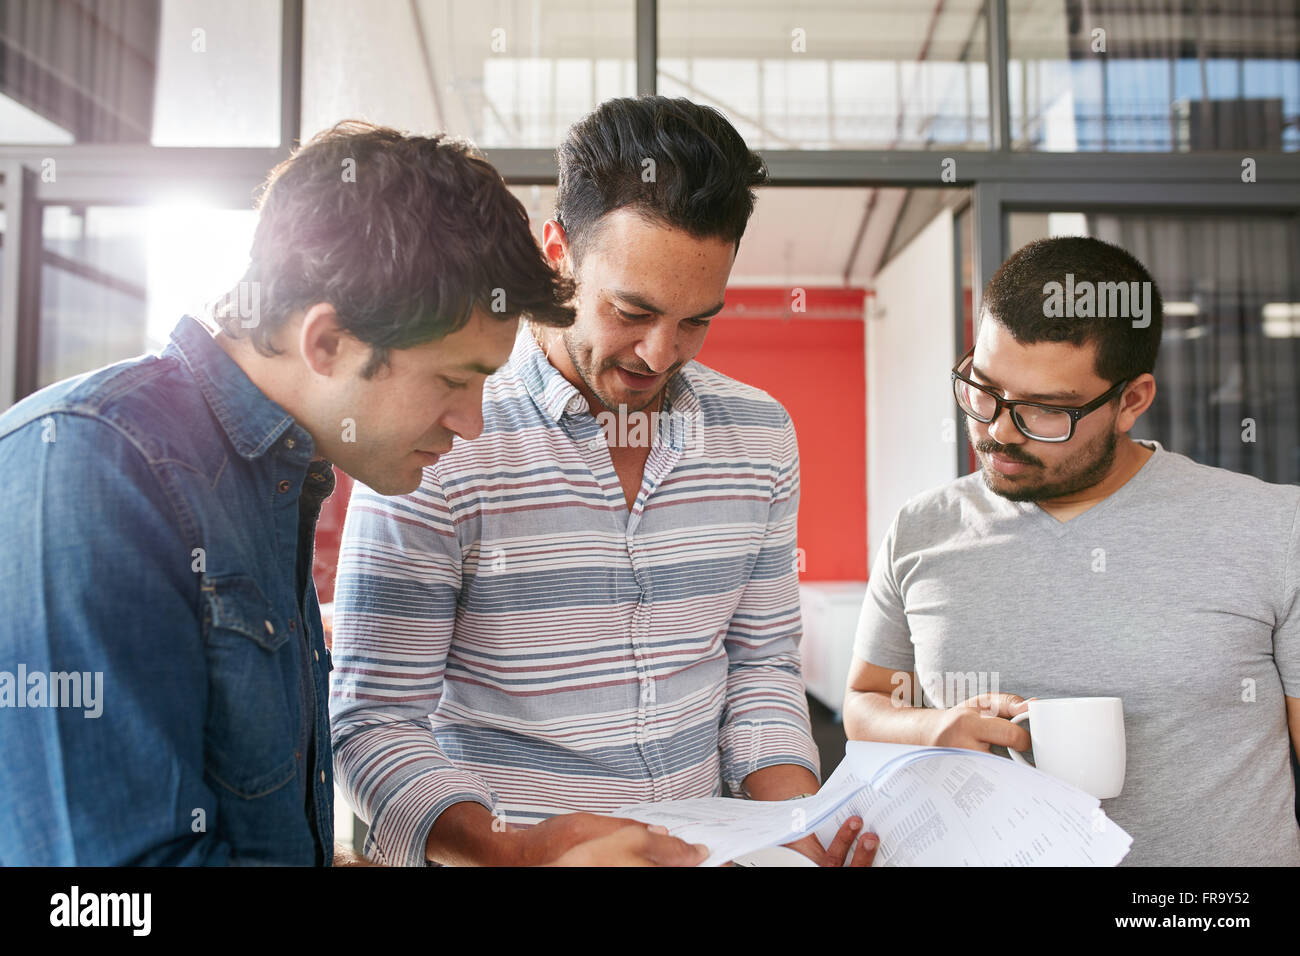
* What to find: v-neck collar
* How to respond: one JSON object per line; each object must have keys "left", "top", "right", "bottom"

{"left": 1013, "top": 439, "right": 1166, "bottom": 538}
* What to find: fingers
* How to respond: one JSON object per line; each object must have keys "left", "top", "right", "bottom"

{"left": 964, "top": 692, "right": 1029, "bottom": 719}
{"left": 550, "top": 824, "right": 708, "bottom": 866}
{"left": 557, "top": 812, "right": 641, "bottom": 842}
{"left": 1006, "top": 723, "right": 1032, "bottom": 752}
{"left": 809, "top": 819, "right": 882, "bottom": 867}
{"left": 570, "top": 811, "right": 638, "bottom": 829}
{"left": 592, "top": 827, "right": 662, "bottom": 868}
{"left": 601, "top": 814, "right": 640, "bottom": 826}
{"left": 957, "top": 693, "right": 1033, "bottom": 751}
{"left": 635, "top": 827, "right": 710, "bottom": 867}
{"left": 820, "top": 817, "right": 863, "bottom": 867}
{"left": 849, "top": 832, "right": 879, "bottom": 867}
{"left": 975, "top": 714, "right": 1032, "bottom": 751}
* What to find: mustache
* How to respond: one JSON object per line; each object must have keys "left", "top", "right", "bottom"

{"left": 606, "top": 359, "right": 677, "bottom": 377}
{"left": 975, "top": 440, "right": 1042, "bottom": 467}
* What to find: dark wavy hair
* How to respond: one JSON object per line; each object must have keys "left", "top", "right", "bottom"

{"left": 983, "top": 236, "right": 1163, "bottom": 384}
{"left": 215, "top": 120, "right": 574, "bottom": 376}
{"left": 555, "top": 96, "right": 768, "bottom": 265}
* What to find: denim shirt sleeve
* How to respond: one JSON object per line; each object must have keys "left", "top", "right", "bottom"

{"left": 0, "top": 413, "right": 232, "bottom": 865}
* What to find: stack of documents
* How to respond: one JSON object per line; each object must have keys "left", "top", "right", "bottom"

{"left": 612, "top": 740, "right": 1133, "bottom": 866}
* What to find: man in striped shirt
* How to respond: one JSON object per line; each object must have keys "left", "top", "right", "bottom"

{"left": 330, "top": 97, "right": 876, "bottom": 867}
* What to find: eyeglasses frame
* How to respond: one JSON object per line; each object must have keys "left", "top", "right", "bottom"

{"left": 950, "top": 346, "right": 1129, "bottom": 443}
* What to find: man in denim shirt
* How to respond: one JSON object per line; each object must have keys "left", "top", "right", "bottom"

{"left": 0, "top": 121, "right": 705, "bottom": 867}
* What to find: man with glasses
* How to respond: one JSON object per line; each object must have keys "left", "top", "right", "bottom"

{"left": 843, "top": 236, "right": 1300, "bottom": 865}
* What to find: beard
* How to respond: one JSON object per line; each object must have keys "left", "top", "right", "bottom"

{"left": 560, "top": 328, "right": 678, "bottom": 414}
{"left": 973, "top": 421, "right": 1118, "bottom": 502}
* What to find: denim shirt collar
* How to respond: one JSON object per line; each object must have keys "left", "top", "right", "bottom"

{"left": 165, "top": 315, "right": 309, "bottom": 461}
{"left": 510, "top": 326, "right": 701, "bottom": 427}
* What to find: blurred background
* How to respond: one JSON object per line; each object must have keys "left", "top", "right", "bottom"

{"left": 1, "top": 0, "right": 1298, "bottom": 838}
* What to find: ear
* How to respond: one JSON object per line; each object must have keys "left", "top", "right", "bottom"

{"left": 298, "top": 303, "right": 363, "bottom": 377}
{"left": 1117, "top": 373, "right": 1156, "bottom": 432}
{"left": 541, "top": 219, "right": 572, "bottom": 275}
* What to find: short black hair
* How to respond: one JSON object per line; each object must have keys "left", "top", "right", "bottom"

{"left": 983, "top": 236, "right": 1163, "bottom": 384}
{"left": 215, "top": 120, "right": 574, "bottom": 376}
{"left": 555, "top": 95, "right": 767, "bottom": 265}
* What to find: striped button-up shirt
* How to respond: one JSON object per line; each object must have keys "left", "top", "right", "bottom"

{"left": 329, "top": 329, "right": 819, "bottom": 866}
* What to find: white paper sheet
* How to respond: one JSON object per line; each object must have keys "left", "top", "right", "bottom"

{"left": 611, "top": 741, "right": 1132, "bottom": 866}
{"left": 812, "top": 743, "right": 1132, "bottom": 866}
{"left": 612, "top": 775, "right": 860, "bottom": 867}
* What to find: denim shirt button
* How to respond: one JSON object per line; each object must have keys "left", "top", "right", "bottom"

{"left": 289, "top": 619, "right": 296, "bottom": 632}
{"left": 319, "top": 770, "right": 326, "bottom": 784}
{"left": 277, "top": 479, "right": 291, "bottom": 493}
{"left": 313, "top": 648, "right": 319, "bottom": 660}
{"left": 285, "top": 437, "right": 296, "bottom": 449}
{"left": 264, "top": 620, "right": 275, "bottom": 635}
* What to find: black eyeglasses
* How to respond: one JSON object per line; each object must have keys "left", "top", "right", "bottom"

{"left": 950, "top": 346, "right": 1128, "bottom": 443}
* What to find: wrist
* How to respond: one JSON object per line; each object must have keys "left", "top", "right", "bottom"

{"left": 739, "top": 764, "right": 821, "bottom": 801}
{"left": 424, "top": 801, "right": 523, "bottom": 866}
{"left": 922, "top": 707, "right": 956, "bottom": 747}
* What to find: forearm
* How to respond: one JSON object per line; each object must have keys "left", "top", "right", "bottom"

{"left": 331, "top": 716, "right": 498, "bottom": 867}
{"left": 843, "top": 689, "right": 940, "bottom": 746}
{"left": 423, "top": 801, "right": 528, "bottom": 866}
{"left": 719, "top": 666, "right": 821, "bottom": 792}
{"left": 741, "top": 763, "right": 820, "bottom": 800}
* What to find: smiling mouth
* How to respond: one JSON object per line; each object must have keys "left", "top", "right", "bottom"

{"left": 616, "top": 367, "right": 662, "bottom": 389}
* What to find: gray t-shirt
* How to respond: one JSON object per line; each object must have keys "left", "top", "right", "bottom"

{"left": 854, "top": 440, "right": 1300, "bottom": 866}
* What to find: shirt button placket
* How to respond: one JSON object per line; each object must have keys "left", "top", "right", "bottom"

{"left": 628, "top": 538, "right": 663, "bottom": 801}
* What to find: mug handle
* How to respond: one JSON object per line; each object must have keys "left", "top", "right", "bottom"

{"left": 1008, "top": 711, "right": 1033, "bottom": 766}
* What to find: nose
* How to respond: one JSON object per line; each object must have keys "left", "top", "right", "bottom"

{"left": 442, "top": 389, "right": 485, "bottom": 443}
{"left": 986, "top": 403, "right": 1026, "bottom": 446}
{"left": 636, "top": 319, "right": 677, "bottom": 374}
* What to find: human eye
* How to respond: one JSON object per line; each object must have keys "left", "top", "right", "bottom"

{"left": 615, "top": 307, "right": 652, "bottom": 321}
{"left": 440, "top": 375, "right": 469, "bottom": 390}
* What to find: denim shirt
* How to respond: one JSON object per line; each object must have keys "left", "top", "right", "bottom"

{"left": 0, "top": 316, "right": 335, "bottom": 865}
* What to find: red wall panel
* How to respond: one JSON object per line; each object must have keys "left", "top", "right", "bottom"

{"left": 696, "top": 287, "right": 867, "bottom": 580}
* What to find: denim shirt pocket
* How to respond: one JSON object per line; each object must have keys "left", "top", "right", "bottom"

{"left": 200, "top": 574, "right": 300, "bottom": 799}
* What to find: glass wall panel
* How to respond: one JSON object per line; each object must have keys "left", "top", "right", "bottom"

{"left": 0, "top": 0, "right": 281, "bottom": 146}
{"left": 38, "top": 204, "right": 256, "bottom": 388}
{"left": 151, "top": 0, "right": 282, "bottom": 147}
{"left": 1008, "top": 0, "right": 1300, "bottom": 151}
{"left": 659, "top": 0, "right": 990, "bottom": 150}
{"left": 302, "top": 0, "right": 635, "bottom": 146}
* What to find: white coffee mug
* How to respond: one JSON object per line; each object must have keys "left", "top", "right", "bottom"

{"left": 1008, "top": 696, "right": 1126, "bottom": 799}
